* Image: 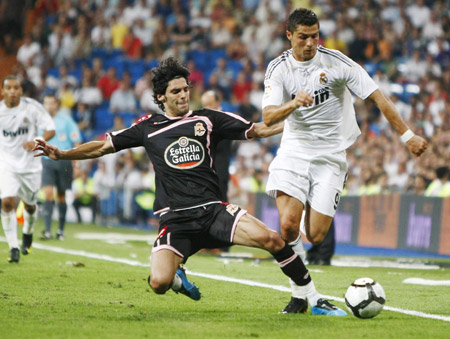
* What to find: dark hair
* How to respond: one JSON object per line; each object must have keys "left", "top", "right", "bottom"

{"left": 2, "top": 75, "right": 19, "bottom": 88}
{"left": 436, "top": 166, "right": 449, "bottom": 180}
{"left": 151, "top": 57, "right": 190, "bottom": 111}
{"left": 287, "top": 8, "right": 319, "bottom": 33}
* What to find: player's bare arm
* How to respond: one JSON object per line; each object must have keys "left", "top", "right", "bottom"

{"left": 23, "top": 130, "right": 56, "bottom": 152}
{"left": 247, "top": 121, "right": 284, "bottom": 139}
{"left": 368, "top": 89, "right": 428, "bottom": 156}
{"left": 33, "top": 138, "right": 114, "bottom": 160}
{"left": 262, "top": 90, "right": 314, "bottom": 126}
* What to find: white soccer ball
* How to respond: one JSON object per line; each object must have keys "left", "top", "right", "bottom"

{"left": 345, "top": 277, "right": 386, "bottom": 319}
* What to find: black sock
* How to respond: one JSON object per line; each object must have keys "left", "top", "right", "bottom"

{"left": 43, "top": 201, "right": 54, "bottom": 233}
{"left": 273, "top": 242, "right": 311, "bottom": 286}
{"left": 57, "top": 202, "right": 67, "bottom": 233}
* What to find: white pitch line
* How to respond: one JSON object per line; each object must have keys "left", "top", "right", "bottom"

{"left": 2, "top": 238, "right": 450, "bottom": 323}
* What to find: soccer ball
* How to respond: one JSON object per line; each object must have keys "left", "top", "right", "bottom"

{"left": 345, "top": 277, "right": 386, "bottom": 319}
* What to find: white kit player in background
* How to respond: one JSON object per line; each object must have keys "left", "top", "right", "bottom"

{"left": 262, "top": 9, "right": 428, "bottom": 314}
{"left": 0, "top": 75, "right": 55, "bottom": 263}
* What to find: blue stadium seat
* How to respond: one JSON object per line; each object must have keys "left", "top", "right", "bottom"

{"left": 208, "top": 49, "right": 227, "bottom": 69}
{"left": 91, "top": 48, "right": 109, "bottom": 60}
{"left": 104, "top": 57, "right": 126, "bottom": 78}
{"left": 190, "top": 50, "right": 209, "bottom": 71}
{"left": 221, "top": 101, "right": 238, "bottom": 113}
{"left": 119, "top": 112, "right": 137, "bottom": 127}
{"left": 363, "top": 62, "right": 379, "bottom": 76}
{"left": 146, "top": 59, "right": 159, "bottom": 70}
{"left": 95, "top": 108, "right": 114, "bottom": 131}
{"left": 227, "top": 60, "right": 243, "bottom": 80}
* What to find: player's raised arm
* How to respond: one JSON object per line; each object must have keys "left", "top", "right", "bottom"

{"left": 33, "top": 139, "right": 114, "bottom": 160}
{"left": 262, "top": 90, "right": 314, "bottom": 126}
{"left": 367, "top": 89, "right": 428, "bottom": 157}
{"left": 247, "top": 121, "right": 284, "bottom": 139}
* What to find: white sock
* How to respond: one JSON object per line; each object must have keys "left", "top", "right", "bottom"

{"left": 298, "top": 280, "right": 321, "bottom": 306}
{"left": 22, "top": 208, "right": 36, "bottom": 234}
{"left": 1, "top": 210, "right": 19, "bottom": 249}
{"left": 289, "top": 234, "right": 306, "bottom": 262}
{"left": 171, "top": 273, "right": 182, "bottom": 291}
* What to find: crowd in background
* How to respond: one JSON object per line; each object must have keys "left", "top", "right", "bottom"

{"left": 1, "top": 0, "right": 449, "bottom": 225}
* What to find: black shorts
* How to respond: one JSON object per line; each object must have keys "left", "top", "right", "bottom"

{"left": 41, "top": 159, "right": 73, "bottom": 193}
{"left": 152, "top": 202, "right": 247, "bottom": 262}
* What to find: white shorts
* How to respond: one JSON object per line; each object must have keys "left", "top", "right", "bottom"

{"left": 266, "top": 151, "right": 348, "bottom": 217}
{"left": 0, "top": 169, "right": 41, "bottom": 205}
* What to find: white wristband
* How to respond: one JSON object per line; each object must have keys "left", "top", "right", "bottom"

{"left": 400, "top": 129, "right": 414, "bottom": 144}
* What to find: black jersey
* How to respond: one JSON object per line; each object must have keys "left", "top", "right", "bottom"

{"left": 107, "top": 109, "right": 253, "bottom": 214}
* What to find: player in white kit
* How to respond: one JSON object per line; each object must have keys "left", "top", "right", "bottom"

{"left": 262, "top": 9, "right": 428, "bottom": 313}
{"left": 0, "top": 76, "right": 55, "bottom": 262}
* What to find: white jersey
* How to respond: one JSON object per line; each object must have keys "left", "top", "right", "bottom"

{"left": 0, "top": 97, "right": 55, "bottom": 173}
{"left": 263, "top": 46, "right": 378, "bottom": 157}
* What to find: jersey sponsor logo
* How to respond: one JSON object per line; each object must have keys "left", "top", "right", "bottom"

{"left": 3, "top": 126, "right": 29, "bottom": 137}
{"left": 319, "top": 72, "right": 328, "bottom": 85}
{"left": 164, "top": 137, "right": 205, "bottom": 169}
{"left": 194, "top": 122, "right": 206, "bottom": 136}
{"left": 226, "top": 204, "right": 239, "bottom": 216}
{"left": 313, "top": 86, "right": 330, "bottom": 106}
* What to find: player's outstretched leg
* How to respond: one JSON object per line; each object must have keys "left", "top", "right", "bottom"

{"left": 311, "top": 298, "right": 347, "bottom": 316}
{"left": 172, "top": 266, "right": 201, "bottom": 301}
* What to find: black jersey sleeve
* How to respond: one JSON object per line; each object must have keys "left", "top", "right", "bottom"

{"left": 106, "top": 122, "right": 145, "bottom": 152}
{"left": 206, "top": 109, "right": 254, "bottom": 140}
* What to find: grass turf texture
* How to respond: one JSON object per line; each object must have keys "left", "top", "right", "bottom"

{"left": 0, "top": 222, "right": 449, "bottom": 338}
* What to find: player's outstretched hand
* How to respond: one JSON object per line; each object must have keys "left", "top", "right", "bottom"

{"left": 33, "top": 139, "right": 61, "bottom": 160}
{"left": 406, "top": 135, "right": 428, "bottom": 157}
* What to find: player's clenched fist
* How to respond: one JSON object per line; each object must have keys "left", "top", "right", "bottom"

{"left": 293, "top": 90, "right": 314, "bottom": 108}
{"left": 406, "top": 135, "right": 428, "bottom": 157}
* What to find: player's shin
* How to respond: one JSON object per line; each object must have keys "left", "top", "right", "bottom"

{"left": 23, "top": 208, "right": 37, "bottom": 235}
{"left": 1, "top": 210, "right": 19, "bottom": 249}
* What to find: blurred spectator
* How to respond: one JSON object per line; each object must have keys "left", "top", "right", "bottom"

{"left": 232, "top": 71, "right": 252, "bottom": 103}
{"left": 187, "top": 60, "right": 204, "bottom": 86}
{"left": 17, "top": 34, "right": 42, "bottom": 67}
{"left": 110, "top": 13, "right": 129, "bottom": 50}
{"left": 110, "top": 78, "right": 137, "bottom": 113}
{"left": 238, "top": 92, "right": 260, "bottom": 122}
{"left": 133, "top": 18, "right": 155, "bottom": 54}
{"left": 122, "top": 29, "right": 142, "bottom": 59}
{"left": 75, "top": 76, "right": 103, "bottom": 109}
{"left": 425, "top": 166, "right": 450, "bottom": 197}
{"left": 48, "top": 24, "right": 74, "bottom": 67}
{"left": 72, "top": 167, "right": 98, "bottom": 224}
{"left": 97, "top": 67, "right": 120, "bottom": 100}
{"left": 91, "top": 16, "right": 111, "bottom": 48}
{"left": 74, "top": 102, "right": 94, "bottom": 136}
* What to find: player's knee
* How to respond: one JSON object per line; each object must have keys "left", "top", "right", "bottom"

{"left": 280, "top": 216, "right": 300, "bottom": 242}
{"left": 24, "top": 204, "right": 36, "bottom": 214}
{"left": 308, "top": 230, "right": 326, "bottom": 245}
{"left": 149, "top": 275, "right": 171, "bottom": 295}
{"left": 1, "top": 199, "right": 15, "bottom": 212}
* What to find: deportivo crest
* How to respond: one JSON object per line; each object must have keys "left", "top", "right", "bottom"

{"left": 164, "top": 137, "right": 205, "bottom": 169}
{"left": 194, "top": 122, "right": 206, "bottom": 136}
{"left": 226, "top": 204, "right": 239, "bottom": 216}
{"left": 319, "top": 72, "right": 328, "bottom": 85}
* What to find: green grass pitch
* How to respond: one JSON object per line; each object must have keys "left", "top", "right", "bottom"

{"left": 0, "top": 222, "right": 449, "bottom": 338}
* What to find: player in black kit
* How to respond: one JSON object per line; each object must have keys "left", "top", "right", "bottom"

{"left": 34, "top": 57, "right": 346, "bottom": 315}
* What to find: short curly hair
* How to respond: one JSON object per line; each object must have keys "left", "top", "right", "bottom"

{"left": 151, "top": 57, "right": 190, "bottom": 111}
{"left": 287, "top": 8, "right": 319, "bottom": 33}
